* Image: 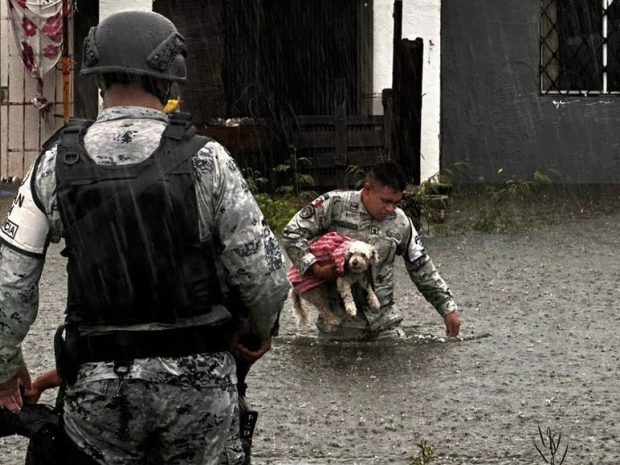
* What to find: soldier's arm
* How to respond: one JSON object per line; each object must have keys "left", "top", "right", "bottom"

{"left": 0, "top": 147, "right": 56, "bottom": 388}
{"left": 281, "top": 193, "right": 335, "bottom": 274}
{"left": 193, "top": 142, "right": 289, "bottom": 341}
{"left": 400, "top": 217, "right": 458, "bottom": 318}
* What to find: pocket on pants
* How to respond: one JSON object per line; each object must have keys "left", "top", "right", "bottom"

{"left": 66, "top": 378, "right": 113, "bottom": 401}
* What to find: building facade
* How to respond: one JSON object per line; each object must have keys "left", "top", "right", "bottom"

{"left": 0, "top": 0, "right": 441, "bottom": 182}
{"left": 442, "top": 0, "right": 620, "bottom": 184}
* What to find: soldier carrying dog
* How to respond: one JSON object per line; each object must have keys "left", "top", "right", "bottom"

{"left": 282, "top": 161, "right": 461, "bottom": 340}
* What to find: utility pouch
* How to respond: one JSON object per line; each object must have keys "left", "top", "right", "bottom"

{"left": 54, "top": 324, "right": 80, "bottom": 386}
{"left": 24, "top": 412, "right": 65, "bottom": 465}
{"left": 0, "top": 400, "right": 67, "bottom": 465}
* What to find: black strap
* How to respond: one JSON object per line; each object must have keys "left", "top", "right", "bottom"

{"left": 58, "top": 119, "right": 92, "bottom": 166}
{"left": 41, "top": 118, "right": 92, "bottom": 154}
{"left": 162, "top": 111, "right": 196, "bottom": 141}
{"left": 60, "top": 115, "right": 209, "bottom": 234}
{"left": 76, "top": 324, "right": 231, "bottom": 364}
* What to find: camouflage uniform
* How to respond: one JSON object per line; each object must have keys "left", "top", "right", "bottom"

{"left": 0, "top": 107, "right": 290, "bottom": 464}
{"left": 282, "top": 190, "right": 457, "bottom": 338}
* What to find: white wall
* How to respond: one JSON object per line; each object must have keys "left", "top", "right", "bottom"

{"left": 100, "top": 0, "right": 153, "bottom": 20}
{"left": 374, "top": 0, "right": 441, "bottom": 182}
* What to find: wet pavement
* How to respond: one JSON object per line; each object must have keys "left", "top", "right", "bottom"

{"left": 1, "top": 187, "right": 620, "bottom": 464}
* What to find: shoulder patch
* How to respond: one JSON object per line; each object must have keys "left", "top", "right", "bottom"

{"left": 300, "top": 205, "right": 315, "bottom": 219}
{"left": 312, "top": 197, "right": 325, "bottom": 209}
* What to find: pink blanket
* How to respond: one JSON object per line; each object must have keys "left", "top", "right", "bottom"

{"left": 287, "top": 232, "right": 354, "bottom": 293}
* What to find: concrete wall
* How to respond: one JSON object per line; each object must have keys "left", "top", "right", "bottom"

{"left": 100, "top": 0, "right": 152, "bottom": 20}
{"left": 0, "top": 0, "right": 64, "bottom": 179}
{"left": 374, "top": 0, "right": 441, "bottom": 182}
{"left": 442, "top": 0, "right": 620, "bottom": 184}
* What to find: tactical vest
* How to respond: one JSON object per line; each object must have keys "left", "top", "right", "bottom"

{"left": 54, "top": 113, "right": 221, "bottom": 327}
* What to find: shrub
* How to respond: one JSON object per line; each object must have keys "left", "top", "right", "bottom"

{"left": 474, "top": 169, "right": 552, "bottom": 233}
{"left": 254, "top": 194, "right": 303, "bottom": 234}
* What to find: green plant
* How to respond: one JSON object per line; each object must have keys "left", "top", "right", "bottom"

{"left": 410, "top": 440, "right": 436, "bottom": 465}
{"left": 474, "top": 169, "right": 551, "bottom": 233}
{"left": 274, "top": 147, "right": 315, "bottom": 196}
{"left": 344, "top": 164, "right": 367, "bottom": 189}
{"left": 534, "top": 425, "right": 568, "bottom": 465}
{"left": 400, "top": 164, "right": 466, "bottom": 234}
{"left": 254, "top": 193, "right": 302, "bottom": 234}
{"left": 241, "top": 167, "right": 268, "bottom": 194}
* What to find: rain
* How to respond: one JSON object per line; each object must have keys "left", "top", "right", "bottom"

{"left": 1, "top": 0, "right": 620, "bottom": 464}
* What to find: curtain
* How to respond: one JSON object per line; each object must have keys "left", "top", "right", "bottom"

{"left": 6, "top": 0, "right": 64, "bottom": 107}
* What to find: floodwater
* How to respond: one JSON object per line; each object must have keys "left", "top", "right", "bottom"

{"left": 1, "top": 188, "right": 620, "bottom": 464}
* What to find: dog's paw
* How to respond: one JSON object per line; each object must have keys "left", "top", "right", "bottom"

{"left": 344, "top": 303, "right": 357, "bottom": 317}
{"left": 325, "top": 315, "right": 341, "bottom": 331}
{"left": 368, "top": 293, "right": 381, "bottom": 312}
{"left": 322, "top": 321, "right": 340, "bottom": 333}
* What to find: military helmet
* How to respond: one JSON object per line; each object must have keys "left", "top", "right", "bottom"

{"left": 80, "top": 10, "right": 187, "bottom": 83}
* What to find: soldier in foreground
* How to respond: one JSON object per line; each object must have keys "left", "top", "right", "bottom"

{"left": 282, "top": 161, "right": 461, "bottom": 339}
{"left": 0, "top": 10, "right": 289, "bottom": 464}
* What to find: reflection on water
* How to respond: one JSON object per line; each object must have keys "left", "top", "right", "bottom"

{"left": 274, "top": 335, "right": 451, "bottom": 392}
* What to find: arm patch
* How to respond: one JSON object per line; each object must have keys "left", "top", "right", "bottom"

{"left": 0, "top": 166, "right": 49, "bottom": 256}
{"left": 299, "top": 205, "right": 315, "bottom": 219}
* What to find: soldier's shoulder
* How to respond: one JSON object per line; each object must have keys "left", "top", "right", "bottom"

{"left": 393, "top": 208, "right": 413, "bottom": 229}
{"left": 192, "top": 139, "right": 233, "bottom": 175}
{"left": 317, "top": 189, "right": 351, "bottom": 203}
{"left": 33, "top": 143, "right": 59, "bottom": 184}
{"left": 329, "top": 189, "right": 351, "bottom": 198}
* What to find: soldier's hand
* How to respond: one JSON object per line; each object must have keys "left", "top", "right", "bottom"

{"left": 0, "top": 359, "right": 31, "bottom": 413}
{"left": 23, "top": 369, "right": 62, "bottom": 404}
{"left": 231, "top": 321, "right": 272, "bottom": 364}
{"left": 234, "top": 336, "right": 272, "bottom": 365}
{"left": 444, "top": 311, "right": 461, "bottom": 337}
{"left": 311, "top": 263, "right": 339, "bottom": 281}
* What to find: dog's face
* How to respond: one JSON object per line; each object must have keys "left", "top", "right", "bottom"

{"left": 345, "top": 241, "right": 378, "bottom": 273}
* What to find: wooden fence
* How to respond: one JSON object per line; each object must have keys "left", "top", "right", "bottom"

{"left": 291, "top": 101, "right": 385, "bottom": 189}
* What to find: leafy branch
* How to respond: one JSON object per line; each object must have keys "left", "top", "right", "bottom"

{"left": 274, "top": 146, "right": 315, "bottom": 197}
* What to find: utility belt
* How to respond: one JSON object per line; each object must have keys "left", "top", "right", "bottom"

{"left": 55, "top": 322, "right": 231, "bottom": 385}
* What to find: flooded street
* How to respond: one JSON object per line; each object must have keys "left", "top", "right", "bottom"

{"left": 1, "top": 189, "right": 620, "bottom": 464}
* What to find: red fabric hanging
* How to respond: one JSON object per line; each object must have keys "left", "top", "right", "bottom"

{"left": 7, "top": 0, "right": 65, "bottom": 110}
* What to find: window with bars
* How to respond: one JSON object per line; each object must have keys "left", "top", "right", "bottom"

{"left": 540, "top": 0, "right": 620, "bottom": 94}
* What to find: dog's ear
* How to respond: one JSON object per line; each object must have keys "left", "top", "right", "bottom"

{"left": 370, "top": 247, "right": 379, "bottom": 264}
{"left": 345, "top": 242, "right": 358, "bottom": 258}
{"left": 345, "top": 246, "right": 354, "bottom": 258}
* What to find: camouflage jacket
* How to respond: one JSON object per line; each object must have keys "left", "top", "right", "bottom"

{"left": 0, "top": 106, "right": 290, "bottom": 384}
{"left": 282, "top": 190, "right": 457, "bottom": 333}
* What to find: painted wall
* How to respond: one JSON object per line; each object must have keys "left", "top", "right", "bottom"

{"left": 100, "top": 0, "right": 152, "bottom": 20}
{"left": 0, "top": 0, "right": 64, "bottom": 179}
{"left": 442, "top": 0, "right": 620, "bottom": 184}
{"left": 374, "top": 0, "right": 441, "bottom": 181}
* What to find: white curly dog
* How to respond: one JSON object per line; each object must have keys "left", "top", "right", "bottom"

{"left": 290, "top": 240, "right": 381, "bottom": 332}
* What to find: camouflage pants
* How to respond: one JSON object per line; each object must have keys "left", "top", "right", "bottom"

{"left": 63, "top": 377, "right": 244, "bottom": 465}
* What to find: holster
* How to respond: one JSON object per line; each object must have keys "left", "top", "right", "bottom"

{"left": 54, "top": 324, "right": 80, "bottom": 386}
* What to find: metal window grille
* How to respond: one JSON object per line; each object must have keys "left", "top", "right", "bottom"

{"left": 541, "top": 0, "right": 620, "bottom": 95}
